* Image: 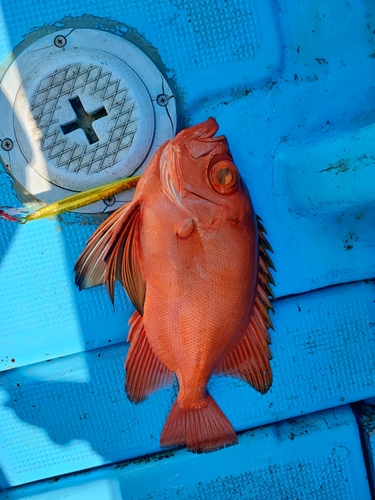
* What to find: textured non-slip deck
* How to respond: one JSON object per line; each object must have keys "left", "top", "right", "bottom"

{"left": 0, "top": 0, "right": 374, "bottom": 496}
{"left": 1, "top": 280, "right": 374, "bottom": 488}
{"left": 0, "top": 406, "right": 371, "bottom": 500}
{"left": 1, "top": 0, "right": 375, "bottom": 372}
{"left": 354, "top": 398, "right": 375, "bottom": 496}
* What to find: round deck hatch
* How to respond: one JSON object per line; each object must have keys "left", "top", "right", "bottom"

{"left": 0, "top": 29, "right": 176, "bottom": 212}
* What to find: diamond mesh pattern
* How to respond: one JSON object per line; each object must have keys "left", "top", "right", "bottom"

{"left": 28, "top": 63, "right": 137, "bottom": 175}
{"left": 169, "top": 0, "right": 260, "bottom": 68}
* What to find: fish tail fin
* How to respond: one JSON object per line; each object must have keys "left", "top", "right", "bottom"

{"left": 160, "top": 394, "right": 237, "bottom": 453}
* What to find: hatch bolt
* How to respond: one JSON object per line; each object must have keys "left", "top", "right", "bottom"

{"left": 1, "top": 138, "right": 13, "bottom": 151}
{"left": 156, "top": 94, "right": 169, "bottom": 107}
{"left": 54, "top": 35, "right": 67, "bottom": 48}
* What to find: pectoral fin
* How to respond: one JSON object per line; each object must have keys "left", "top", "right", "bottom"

{"left": 74, "top": 201, "right": 146, "bottom": 314}
{"left": 176, "top": 217, "right": 195, "bottom": 238}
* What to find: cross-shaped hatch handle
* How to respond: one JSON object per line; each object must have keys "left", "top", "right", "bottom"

{"left": 60, "top": 96, "right": 108, "bottom": 145}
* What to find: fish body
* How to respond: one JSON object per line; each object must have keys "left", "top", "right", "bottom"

{"left": 75, "top": 118, "right": 274, "bottom": 452}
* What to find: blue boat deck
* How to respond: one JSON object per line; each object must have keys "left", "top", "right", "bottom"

{"left": 0, "top": 0, "right": 375, "bottom": 498}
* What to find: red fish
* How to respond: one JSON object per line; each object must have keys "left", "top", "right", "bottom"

{"left": 75, "top": 118, "right": 275, "bottom": 453}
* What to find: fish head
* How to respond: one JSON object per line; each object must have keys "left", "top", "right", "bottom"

{"left": 160, "top": 117, "right": 252, "bottom": 224}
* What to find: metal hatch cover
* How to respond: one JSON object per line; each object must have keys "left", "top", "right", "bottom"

{"left": 0, "top": 28, "right": 177, "bottom": 213}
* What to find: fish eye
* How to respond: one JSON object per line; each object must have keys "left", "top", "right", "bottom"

{"left": 208, "top": 158, "right": 239, "bottom": 195}
{"left": 216, "top": 167, "right": 233, "bottom": 185}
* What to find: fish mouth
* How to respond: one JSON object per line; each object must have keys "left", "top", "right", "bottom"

{"left": 201, "top": 117, "right": 219, "bottom": 138}
{"left": 198, "top": 118, "right": 226, "bottom": 143}
{"left": 182, "top": 117, "right": 225, "bottom": 142}
{"left": 184, "top": 118, "right": 228, "bottom": 160}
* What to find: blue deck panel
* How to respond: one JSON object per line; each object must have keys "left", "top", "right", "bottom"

{"left": 0, "top": 0, "right": 374, "bottom": 496}
{"left": 0, "top": 214, "right": 135, "bottom": 371}
{"left": 0, "top": 0, "right": 374, "bottom": 368}
{"left": 0, "top": 280, "right": 374, "bottom": 488}
{"left": 354, "top": 398, "right": 375, "bottom": 496}
{"left": 0, "top": 406, "right": 371, "bottom": 500}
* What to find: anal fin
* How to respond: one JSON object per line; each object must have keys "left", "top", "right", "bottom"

{"left": 125, "top": 311, "right": 174, "bottom": 402}
{"left": 214, "top": 318, "right": 272, "bottom": 394}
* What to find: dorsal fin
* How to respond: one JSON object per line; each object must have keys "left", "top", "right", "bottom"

{"left": 74, "top": 201, "right": 146, "bottom": 314}
{"left": 125, "top": 311, "right": 174, "bottom": 402}
{"left": 214, "top": 215, "right": 275, "bottom": 394}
